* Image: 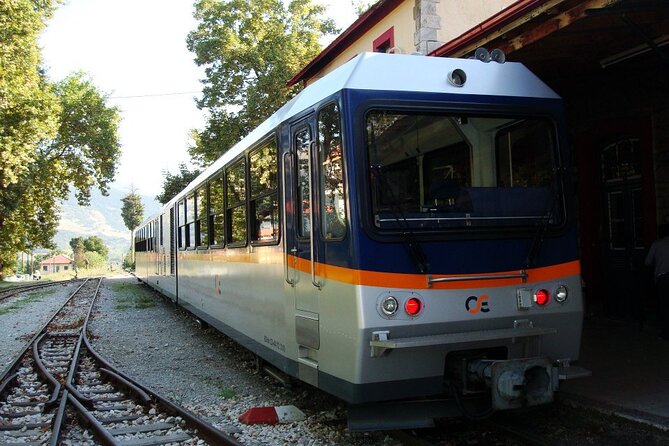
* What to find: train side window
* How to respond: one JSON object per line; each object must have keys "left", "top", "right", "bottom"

{"left": 178, "top": 199, "right": 186, "bottom": 250}
{"left": 250, "top": 140, "right": 279, "bottom": 244}
{"left": 226, "top": 158, "right": 247, "bottom": 246}
{"left": 186, "top": 194, "right": 195, "bottom": 248}
{"left": 318, "top": 103, "right": 347, "bottom": 240}
{"left": 196, "top": 187, "right": 208, "bottom": 248}
{"left": 296, "top": 127, "right": 311, "bottom": 238}
{"left": 208, "top": 174, "right": 225, "bottom": 247}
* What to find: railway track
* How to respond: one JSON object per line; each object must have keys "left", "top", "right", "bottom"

{"left": 0, "top": 277, "right": 243, "bottom": 446}
{"left": 0, "top": 279, "right": 79, "bottom": 304}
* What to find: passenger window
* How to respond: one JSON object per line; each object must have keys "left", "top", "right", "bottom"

{"left": 196, "top": 188, "right": 208, "bottom": 247}
{"left": 250, "top": 140, "right": 279, "bottom": 243}
{"left": 226, "top": 159, "right": 247, "bottom": 245}
{"left": 318, "top": 103, "right": 347, "bottom": 239}
{"left": 208, "top": 174, "right": 225, "bottom": 247}
{"left": 178, "top": 200, "right": 186, "bottom": 250}
{"left": 186, "top": 194, "right": 195, "bottom": 248}
{"left": 296, "top": 128, "right": 311, "bottom": 238}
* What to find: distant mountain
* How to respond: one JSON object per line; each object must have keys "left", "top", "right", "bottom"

{"left": 54, "top": 187, "right": 161, "bottom": 262}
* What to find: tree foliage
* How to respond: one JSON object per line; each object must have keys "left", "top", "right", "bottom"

{"left": 186, "top": 0, "right": 337, "bottom": 166}
{"left": 121, "top": 188, "right": 144, "bottom": 264}
{"left": 121, "top": 189, "right": 144, "bottom": 233}
{"left": 0, "top": 1, "right": 121, "bottom": 278}
{"left": 69, "top": 236, "right": 108, "bottom": 265}
{"left": 155, "top": 163, "right": 201, "bottom": 205}
{"left": 70, "top": 236, "right": 86, "bottom": 266}
{"left": 351, "top": 0, "right": 376, "bottom": 16}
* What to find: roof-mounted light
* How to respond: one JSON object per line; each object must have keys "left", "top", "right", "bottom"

{"left": 447, "top": 69, "right": 467, "bottom": 87}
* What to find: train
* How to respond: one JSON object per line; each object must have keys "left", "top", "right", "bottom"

{"left": 135, "top": 52, "right": 587, "bottom": 430}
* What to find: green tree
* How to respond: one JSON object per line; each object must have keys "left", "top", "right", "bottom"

{"left": 84, "top": 251, "right": 105, "bottom": 269}
{"left": 69, "top": 236, "right": 86, "bottom": 267}
{"left": 186, "top": 0, "right": 337, "bottom": 166}
{"left": 121, "top": 188, "right": 144, "bottom": 263}
{"left": 155, "top": 162, "right": 201, "bottom": 205}
{"left": 0, "top": 1, "right": 122, "bottom": 280}
{"left": 1, "top": 0, "right": 59, "bottom": 279}
{"left": 352, "top": 0, "right": 376, "bottom": 16}
{"left": 83, "top": 236, "right": 108, "bottom": 260}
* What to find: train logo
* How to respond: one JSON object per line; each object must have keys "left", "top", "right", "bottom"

{"left": 465, "top": 295, "right": 490, "bottom": 314}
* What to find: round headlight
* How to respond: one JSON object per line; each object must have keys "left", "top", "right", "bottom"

{"left": 555, "top": 285, "right": 568, "bottom": 303}
{"left": 381, "top": 296, "right": 399, "bottom": 316}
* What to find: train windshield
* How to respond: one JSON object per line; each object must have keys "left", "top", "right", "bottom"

{"left": 366, "top": 110, "right": 563, "bottom": 231}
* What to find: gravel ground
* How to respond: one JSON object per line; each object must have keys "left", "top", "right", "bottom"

{"left": 4, "top": 276, "right": 669, "bottom": 445}
{"left": 88, "top": 275, "right": 396, "bottom": 446}
{"left": 0, "top": 282, "right": 79, "bottom": 372}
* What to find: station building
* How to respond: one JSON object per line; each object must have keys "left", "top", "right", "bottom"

{"left": 291, "top": 0, "right": 669, "bottom": 322}
{"left": 39, "top": 254, "right": 74, "bottom": 274}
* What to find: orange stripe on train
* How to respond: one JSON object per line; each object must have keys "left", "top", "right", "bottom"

{"left": 291, "top": 257, "right": 581, "bottom": 290}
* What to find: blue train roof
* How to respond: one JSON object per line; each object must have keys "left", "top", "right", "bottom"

{"left": 160, "top": 52, "right": 559, "bottom": 212}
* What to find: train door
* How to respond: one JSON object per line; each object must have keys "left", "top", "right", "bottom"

{"left": 283, "top": 117, "right": 320, "bottom": 385}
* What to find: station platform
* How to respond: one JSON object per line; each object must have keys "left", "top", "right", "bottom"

{"left": 560, "top": 315, "right": 669, "bottom": 430}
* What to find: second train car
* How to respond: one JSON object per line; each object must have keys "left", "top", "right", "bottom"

{"left": 135, "top": 52, "right": 587, "bottom": 429}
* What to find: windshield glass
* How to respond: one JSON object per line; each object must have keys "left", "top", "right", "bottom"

{"left": 366, "top": 110, "right": 562, "bottom": 230}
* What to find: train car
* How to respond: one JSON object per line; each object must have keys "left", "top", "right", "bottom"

{"left": 135, "top": 52, "right": 587, "bottom": 430}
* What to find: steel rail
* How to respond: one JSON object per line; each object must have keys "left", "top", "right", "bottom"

{"left": 0, "top": 278, "right": 89, "bottom": 383}
{"left": 80, "top": 332, "right": 245, "bottom": 446}
{"left": 0, "top": 278, "right": 96, "bottom": 446}
{"left": 0, "top": 278, "right": 82, "bottom": 303}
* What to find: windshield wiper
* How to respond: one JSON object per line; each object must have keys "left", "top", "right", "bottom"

{"left": 524, "top": 188, "right": 559, "bottom": 269}
{"left": 371, "top": 165, "right": 429, "bottom": 273}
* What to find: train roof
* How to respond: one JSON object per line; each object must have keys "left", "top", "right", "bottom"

{"left": 151, "top": 52, "right": 560, "bottom": 218}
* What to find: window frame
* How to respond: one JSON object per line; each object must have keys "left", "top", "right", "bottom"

{"left": 360, "top": 102, "right": 567, "bottom": 240}
{"left": 294, "top": 125, "right": 313, "bottom": 241}
{"left": 317, "top": 101, "right": 348, "bottom": 242}
{"left": 249, "top": 138, "right": 280, "bottom": 246}
{"left": 178, "top": 199, "right": 187, "bottom": 250}
{"left": 226, "top": 156, "right": 248, "bottom": 248}
{"left": 195, "top": 186, "right": 209, "bottom": 249}
{"left": 208, "top": 172, "right": 226, "bottom": 249}
{"left": 185, "top": 194, "right": 196, "bottom": 250}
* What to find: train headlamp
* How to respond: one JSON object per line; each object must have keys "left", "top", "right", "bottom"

{"left": 447, "top": 69, "right": 467, "bottom": 87}
{"left": 381, "top": 296, "right": 399, "bottom": 316}
{"left": 555, "top": 285, "right": 568, "bottom": 303}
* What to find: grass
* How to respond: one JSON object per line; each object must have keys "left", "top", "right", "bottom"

{"left": 0, "top": 289, "right": 57, "bottom": 315}
{"left": 216, "top": 385, "right": 238, "bottom": 400}
{"left": 110, "top": 282, "right": 156, "bottom": 310}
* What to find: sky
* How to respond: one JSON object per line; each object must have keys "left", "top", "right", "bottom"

{"left": 40, "top": 0, "right": 357, "bottom": 198}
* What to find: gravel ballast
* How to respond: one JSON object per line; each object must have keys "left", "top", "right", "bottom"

{"left": 88, "top": 275, "right": 394, "bottom": 446}
{"left": 4, "top": 275, "right": 669, "bottom": 445}
{"left": 0, "top": 282, "right": 79, "bottom": 372}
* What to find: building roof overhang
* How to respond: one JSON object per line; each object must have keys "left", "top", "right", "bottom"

{"left": 287, "top": 0, "right": 404, "bottom": 87}
{"left": 429, "top": 0, "right": 669, "bottom": 93}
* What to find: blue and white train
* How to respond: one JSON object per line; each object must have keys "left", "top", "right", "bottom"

{"left": 135, "top": 52, "right": 587, "bottom": 429}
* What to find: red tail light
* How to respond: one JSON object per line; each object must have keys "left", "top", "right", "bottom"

{"left": 405, "top": 297, "right": 423, "bottom": 316}
{"left": 534, "top": 289, "right": 550, "bottom": 306}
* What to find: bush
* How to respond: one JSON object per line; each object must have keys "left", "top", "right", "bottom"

{"left": 122, "top": 251, "right": 135, "bottom": 271}
{"left": 84, "top": 251, "right": 106, "bottom": 269}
